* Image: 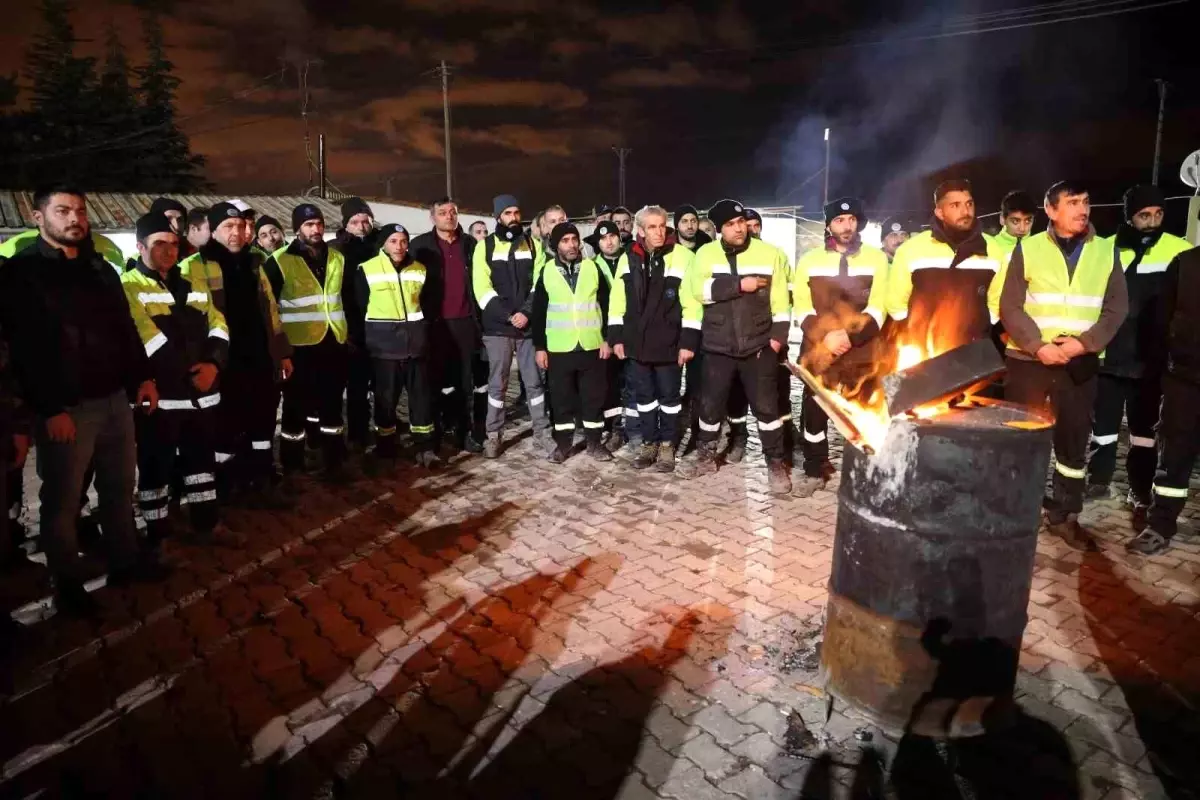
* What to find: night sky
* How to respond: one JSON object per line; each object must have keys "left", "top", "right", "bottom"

{"left": 2, "top": 0, "right": 1197, "bottom": 229}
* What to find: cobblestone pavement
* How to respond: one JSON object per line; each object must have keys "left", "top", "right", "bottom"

{"left": 1, "top": 402, "right": 1199, "bottom": 799}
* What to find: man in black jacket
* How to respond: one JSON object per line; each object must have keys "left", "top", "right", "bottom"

{"left": 411, "top": 197, "right": 485, "bottom": 453}
{"left": 471, "top": 194, "right": 550, "bottom": 457}
{"left": 331, "top": 197, "right": 377, "bottom": 452}
{"left": 1086, "top": 185, "right": 1192, "bottom": 519}
{"left": 607, "top": 207, "right": 694, "bottom": 472}
{"left": 1127, "top": 244, "right": 1200, "bottom": 555}
{"left": 0, "top": 187, "right": 166, "bottom": 616}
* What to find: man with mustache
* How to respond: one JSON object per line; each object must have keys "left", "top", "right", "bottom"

{"left": 1001, "top": 181, "right": 1128, "bottom": 552}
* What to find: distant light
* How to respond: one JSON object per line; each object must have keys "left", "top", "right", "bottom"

{"left": 824, "top": 127, "right": 830, "bottom": 142}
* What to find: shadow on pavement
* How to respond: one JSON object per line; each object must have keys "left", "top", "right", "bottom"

{"left": 1080, "top": 549, "right": 1200, "bottom": 799}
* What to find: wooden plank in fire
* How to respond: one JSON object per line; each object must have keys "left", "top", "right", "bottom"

{"left": 883, "top": 338, "right": 1006, "bottom": 418}
{"left": 785, "top": 359, "right": 875, "bottom": 455}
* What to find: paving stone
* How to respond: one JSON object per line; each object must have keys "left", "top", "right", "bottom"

{"left": 680, "top": 732, "right": 742, "bottom": 781}
{"left": 717, "top": 764, "right": 789, "bottom": 800}
{"left": 658, "top": 764, "right": 739, "bottom": 800}
{"left": 690, "top": 705, "right": 757, "bottom": 747}
{"left": 736, "top": 702, "right": 789, "bottom": 743}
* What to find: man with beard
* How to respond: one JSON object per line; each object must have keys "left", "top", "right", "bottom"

{"left": 592, "top": 220, "right": 636, "bottom": 453}
{"left": 411, "top": 197, "right": 485, "bottom": 453}
{"left": 181, "top": 202, "right": 292, "bottom": 507}
{"left": 608, "top": 206, "right": 697, "bottom": 472}
{"left": 532, "top": 223, "right": 614, "bottom": 464}
{"left": 674, "top": 205, "right": 712, "bottom": 253}
{"left": 880, "top": 217, "right": 912, "bottom": 263}
{"left": 682, "top": 199, "right": 792, "bottom": 494}
{"left": 265, "top": 204, "right": 350, "bottom": 479}
{"left": 1002, "top": 181, "right": 1128, "bottom": 551}
{"left": 355, "top": 224, "right": 440, "bottom": 468}
{"left": 472, "top": 194, "right": 550, "bottom": 457}
{"left": 254, "top": 215, "right": 287, "bottom": 258}
{"left": 331, "top": 197, "right": 377, "bottom": 453}
{"left": 993, "top": 190, "right": 1037, "bottom": 259}
{"left": 122, "top": 213, "right": 233, "bottom": 548}
{"left": 0, "top": 187, "right": 164, "bottom": 616}
{"left": 791, "top": 198, "right": 888, "bottom": 496}
{"left": 611, "top": 206, "right": 634, "bottom": 245}
{"left": 887, "top": 179, "right": 1006, "bottom": 352}
{"left": 1085, "top": 185, "right": 1191, "bottom": 520}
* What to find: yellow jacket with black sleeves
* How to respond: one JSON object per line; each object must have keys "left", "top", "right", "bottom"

{"left": 121, "top": 260, "right": 228, "bottom": 408}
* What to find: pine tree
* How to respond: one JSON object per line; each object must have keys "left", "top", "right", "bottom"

{"left": 22, "top": 0, "right": 102, "bottom": 184}
{"left": 93, "top": 23, "right": 141, "bottom": 188}
{"left": 134, "top": 8, "right": 205, "bottom": 191}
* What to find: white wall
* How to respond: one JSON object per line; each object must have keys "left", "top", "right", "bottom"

{"left": 760, "top": 214, "right": 797, "bottom": 267}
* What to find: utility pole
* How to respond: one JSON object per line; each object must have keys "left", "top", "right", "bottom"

{"left": 823, "top": 127, "right": 831, "bottom": 206}
{"left": 318, "top": 133, "right": 327, "bottom": 199}
{"left": 1152, "top": 79, "right": 1167, "bottom": 186}
{"left": 613, "top": 147, "right": 632, "bottom": 207}
{"left": 437, "top": 60, "right": 454, "bottom": 198}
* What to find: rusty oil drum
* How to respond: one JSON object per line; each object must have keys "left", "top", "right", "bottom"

{"left": 820, "top": 399, "right": 1053, "bottom": 738}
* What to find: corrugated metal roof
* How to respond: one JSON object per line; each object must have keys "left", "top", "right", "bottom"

{"left": 0, "top": 191, "right": 345, "bottom": 234}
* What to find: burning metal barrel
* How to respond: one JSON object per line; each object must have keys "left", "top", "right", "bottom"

{"left": 821, "top": 401, "right": 1052, "bottom": 737}
{"left": 794, "top": 341, "right": 1053, "bottom": 738}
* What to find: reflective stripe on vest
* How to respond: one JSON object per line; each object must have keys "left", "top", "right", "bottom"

{"left": 542, "top": 260, "right": 604, "bottom": 352}
{"left": 360, "top": 252, "right": 426, "bottom": 322}
{"left": 276, "top": 250, "right": 347, "bottom": 346}
{"left": 1009, "top": 232, "right": 1113, "bottom": 349}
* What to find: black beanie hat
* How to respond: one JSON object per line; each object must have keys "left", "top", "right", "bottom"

{"left": 207, "top": 201, "right": 243, "bottom": 232}
{"left": 340, "top": 196, "right": 373, "bottom": 226}
{"left": 824, "top": 197, "right": 867, "bottom": 231}
{"left": 708, "top": 199, "right": 746, "bottom": 230}
{"left": 493, "top": 194, "right": 520, "bottom": 218}
{"left": 744, "top": 208, "right": 763, "bottom": 224}
{"left": 255, "top": 215, "right": 282, "bottom": 234}
{"left": 594, "top": 220, "right": 620, "bottom": 240}
{"left": 881, "top": 216, "right": 910, "bottom": 237}
{"left": 549, "top": 222, "right": 580, "bottom": 251}
{"left": 135, "top": 212, "right": 177, "bottom": 241}
{"left": 292, "top": 203, "right": 324, "bottom": 231}
{"left": 377, "top": 223, "right": 409, "bottom": 243}
{"left": 149, "top": 197, "right": 186, "bottom": 217}
{"left": 1123, "top": 184, "right": 1165, "bottom": 222}
{"left": 674, "top": 205, "right": 699, "bottom": 227}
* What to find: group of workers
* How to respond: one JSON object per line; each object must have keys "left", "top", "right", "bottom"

{"left": 0, "top": 176, "right": 1196, "bottom": 620}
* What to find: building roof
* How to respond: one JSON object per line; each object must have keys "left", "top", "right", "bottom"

{"left": 0, "top": 191, "right": 345, "bottom": 234}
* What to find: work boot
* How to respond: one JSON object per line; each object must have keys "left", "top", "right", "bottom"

{"left": 55, "top": 580, "right": 100, "bottom": 619}
{"left": 1126, "top": 528, "right": 1171, "bottom": 556}
{"left": 1085, "top": 482, "right": 1112, "bottom": 500}
{"left": 679, "top": 442, "right": 718, "bottom": 478}
{"left": 547, "top": 443, "right": 570, "bottom": 464}
{"left": 606, "top": 428, "right": 628, "bottom": 454}
{"left": 1131, "top": 501, "right": 1149, "bottom": 534}
{"left": 458, "top": 433, "right": 484, "bottom": 454}
{"left": 767, "top": 459, "right": 792, "bottom": 496}
{"left": 615, "top": 437, "right": 643, "bottom": 462}
{"left": 655, "top": 443, "right": 677, "bottom": 473}
{"left": 587, "top": 440, "right": 613, "bottom": 462}
{"left": 726, "top": 437, "right": 747, "bottom": 464}
{"left": 632, "top": 442, "right": 659, "bottom": 470}
{"left": 534, "top": 428, "right": 555, "bottom": 455}
{"left": 1045, "top": 515, "right": 1098, "bottom": 552}
{"left": 795, "top": 461, "right": 836, "bottom": 498}
{"left": 484, "top": 433, "right": 503, "bottom": 459}
{"left": 414, "top": 450, "right": 443, "bottom": 469}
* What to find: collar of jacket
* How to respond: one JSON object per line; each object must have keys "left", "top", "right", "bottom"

{"left": 383, "top": 252, "right": 414, "bottom": 270}
{"left": 34, "top": 232, "right": 97, "bottom": 263}
{"left": 1047, "top": 223, "right": 1097, "bottom": 253}
{"left": 288, "top": 238, "right": 327, "bottom": 259}
{"left": 931, "top": 217, "right": 988, "bottom": 259}
{"left": 200, "top": 240, "right": 254, "bottom": 269}
{"left": 633, "top": 238, "right": 677, "bottom": 260}
{"left": 553, "top": 255, "right": 583, "bottom": 271}
{"left": 135, "top": 258, "right": 180, "bottom": 285}
{"left": 1114, "top": 223, "right": 1164, "bottom": 252}
{"left": 824, "top": 234, "right": 862, "bottom": 257}
{"left": 721, "top": 237, "right": 751, "bottom": 257}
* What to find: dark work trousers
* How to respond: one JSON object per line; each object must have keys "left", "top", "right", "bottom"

{"left": 1087, "top": 373, "right": 1161, "bottom": 502}
{"left": 727, "top": 378, "right": 750, "bottom": 444}
{"left": 548, "top": 350, "right": 608, "bottom": 448}
{"left": 627, "top": 361, "right": 682, "bottom": 445}
{"left": 801, "top": 385, "right": 831, "bottom": 476}
{"left": 778, "top": 352, "right": 797, "bottom": 454}
{"left": 35, "top": 392, "right": 139, "bottom": 583}
{"left": 281, "top": 333, "right": 349, "bottom": 473}
{"left": 699, "top": 350, "right": 785, "bottom": 460}
{"left": 604, "top": 359, "right": 630, "bottom": 437}
{"left": 0, "top": 425, "right": 11, "bottom": 561}
{"left": 1006, "top": 357, "right": 1097, "bottom": 521}
{"left": 346, "top": 345, "right": 373, "bottom": 448}
{"left": 1146, "top": 375, "right": 1199, "bottom": 539}
{"left": 373, "top": 357, "right": 434, "bottom": 459}
{"left": 215, "top": 364, "right": 280, "bottom": 494}
{"left": 683, "top": 352, "right": 704, "bottom": 443}
{"left": 433, "top": 317, "right": 486, "bottom": 442}
{"left": 135, "top": 407, "right": 218, "bottom": 543}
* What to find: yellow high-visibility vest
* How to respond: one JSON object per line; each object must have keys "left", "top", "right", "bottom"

{"left": 276, "top": 249, "right": 347, "bottom": 346}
